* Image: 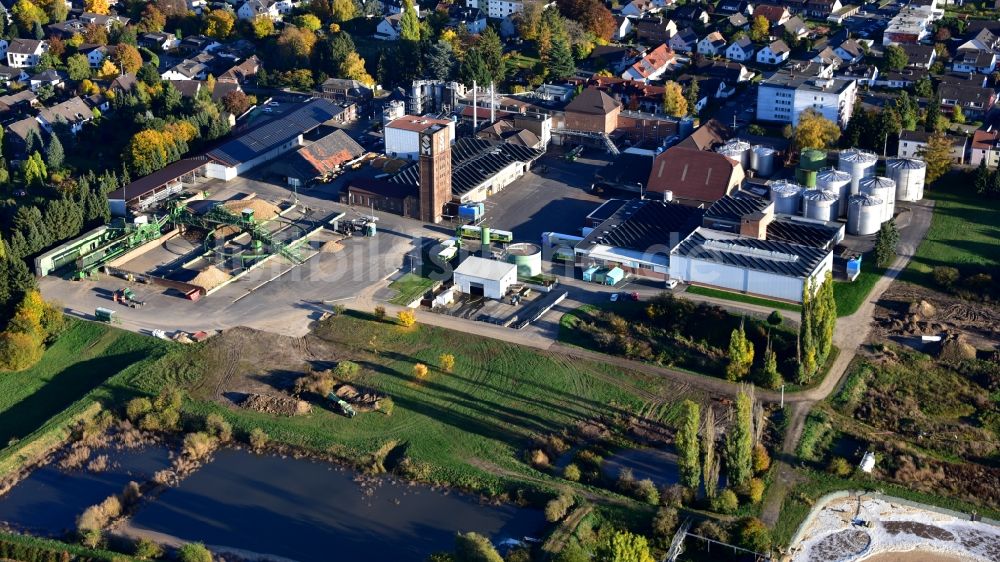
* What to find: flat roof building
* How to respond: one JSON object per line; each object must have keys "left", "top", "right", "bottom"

{"left": 757, "top": 66, "right": 858, "bottom": 127}
{"left": 385, "top": 115, "right": 456, "bottom": 160}
{"left": 453, "top": 256, "right": 518, "bottom": 299}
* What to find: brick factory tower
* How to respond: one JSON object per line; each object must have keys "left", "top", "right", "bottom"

{"left": 419, "top": 124, "right": 452, "bottom": 223}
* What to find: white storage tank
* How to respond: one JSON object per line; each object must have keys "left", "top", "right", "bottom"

{"left": 860, "top": 176, "right": 896, "bottom": 223}
{"left": 718, "top": 139, "right": 752, "bottom": 170}
{"left": 816, "top": 168, "right": 852, "bottom": 217}
{"left": 802, "top": 188, "right": 839, "bottom": 222}
{"left": 838, "top": 149, "right": 878, "bottom": 196}
{"left": 750, "top": 146, "right": 776, "bottom": 177}
{"left": 848, "top": 193, "right": 883, "bottom": 236}
{"left": 717, "top": 145, "right": 744, "bottom": 168}
{"left": 886, "top": 158, "right": 926, "bottom": 202}
{"left": 769, "top": 180, "right": 804, "bottom": 215}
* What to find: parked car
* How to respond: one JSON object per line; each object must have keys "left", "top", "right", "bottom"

{"left": 666, "top": 279, "right": 679, "bottom": 289}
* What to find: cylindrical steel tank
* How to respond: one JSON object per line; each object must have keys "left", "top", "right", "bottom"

{"left": 750, "top": 146, "right": 775, "bottom": 177}
{"left": 886, "top": 158, "right": 926, "bottom": 202}
{"left": 717, "top": 145, "right": 744, "bottom": 168}
{"left": 838, "top": 149, "right": 878, "bottom": 196}
{"left": 802, "top": 188, "right": 839, "bottom": 222}
{"left": 769, "top": 180, "right": 804, "bottom": 215}
{"left": 800, "top": 148, "right": 827, "bottom": 171}
{"left": 506, "top": 242, "right": 542, "bottom": 277}
{"left": 816, "top": 168, "right": 852, "bottom": 217}
{"left": 848, "top": 193, "right": 883, "bottom": 235}
{"left": 717, "top": 139, "right": 752, "bottom": 169}
{"left": 860, "top": 176, "right": 896, "bottom": 223}
{"left": 797, "top": 168, "right": 817, "bottom": 188}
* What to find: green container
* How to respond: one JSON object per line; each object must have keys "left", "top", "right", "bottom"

{"left": 800, "top": 149, "right": 827, "bottom": 171}
{"left": 797, "top": 168, "right": 817, "bottom": 188}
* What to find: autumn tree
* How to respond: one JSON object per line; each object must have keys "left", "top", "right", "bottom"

{"left": 726, "top": 323, "right": 754, "bottom": 381}
{"left": 250, "top": 16, "right": 274, "bottom": 39}
{"left": 84, "top": 23, "right": 108, "bottom": 45}
{"left": 599, "top": 531, "right": 655, "bottom": 562}
{"left": 12, "top": 0, "right": 48, "bottom": 31}
{"left": 112, "top": 44, "right": 143, "bottom": 75}
{"left": 794, "top": 109, "right": 841, "bottom": 150}
{"left": 701, "top": 406, "right": 719, "bottom": 498}
{"left": 399, "top": 0, "right": 421, "bottom": 42}
{"left": 557, "top": 0, "right": 615, "bottom": 41}
{"left": 204, "top": 9, "right": 235, "bottom": 39}
{"left": 23, "top": 151, "right": 47, "bottom": 187}
{"left": 676, "top": 399, "right": 700, "bottom": 491}
{"left": 84, "top": 0, "right": 110, "bottom": 14}
{"left": 294, "top": 13, "right": 322, "bottom": 31}
{"left": 277, "top": 25, "right": 317, "bottom": 66}
{"left": 439, "top": 353, "right": 455, "bottom": 373}
{"left": 138, "top": 4, "right": 166, "bottom": 32}
{"left": 662, "top": 81, "right": 687, "bottom": 117}
{"left": 919, "top": 131, "right": 953, "bottom": 184}
{"left": 738, "top": 518, "right": 771, "bottom": 553}
{"left": 331, "top": 0, "right": 356, "bottom": 21}
{"left": 726, "top": 387, "right": 754, "bottom": 488}
{"left": 340, "top": 51, "right": 374, "bottom": 86}
{"left": 397, "top": 309, "right": 416, "bottom": 327}
{"left": 97, "top": 59, "right": 119, "bottom": 79}
{"left": 221, "top": 90, "right": 251, "bottom": 115}
{"left": 749, "top": 15, "right": 769, "bottom": 42}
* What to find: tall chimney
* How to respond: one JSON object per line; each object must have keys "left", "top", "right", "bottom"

{"left": 472, "top": 80, "right": 477, "bottom": 132}
{"left": 490, "top": 82, "right": 495, "bottom": 124}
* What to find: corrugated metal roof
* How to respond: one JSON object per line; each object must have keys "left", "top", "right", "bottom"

{"left": 389, "top": 138, "right": 543, "bottom": 196}
{"left": 578, "top": 199, "right": 703, "bottom": 252}
{"left": 672, "top": 227, "right": 829, "bottom": 278}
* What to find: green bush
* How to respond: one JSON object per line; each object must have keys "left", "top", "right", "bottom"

{"left": 711, "top": 489, "right": 739, "bottom": 514}
{"left": 827, "top": 457, "right": 852, "bottom": 477}
{"left": 738, "top": 517, "right": 771, "bottom": 553}
{"left": 134, "top": 537, "right": 164, "bottom": 559}
{"left": 563, "top": 463, "right": 581, "bottom": 482}
{"left": 932, "top": 266, "right": 960, "bottom": 288}
{"left": 178, "top": 542, "right": 213, "bottom": 562}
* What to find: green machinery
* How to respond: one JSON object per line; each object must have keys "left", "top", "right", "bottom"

{"left": 326, "top": 391, "right": 357, "bottom": 418}
{"left": 74, "top": 215, "right": 173, "bottom": 279}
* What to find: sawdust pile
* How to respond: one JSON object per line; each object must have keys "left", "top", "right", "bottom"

{"left": 320, "top": 240, "right": 344, "bottom": 253}
{"left": 239, "top": 393, "right": 312, "bottom": 416}
{"left": 223, "top": 199, "right": 280, "bottom": 220}
{"left": 189, "top": 265, "right": 232, "bottom": 290}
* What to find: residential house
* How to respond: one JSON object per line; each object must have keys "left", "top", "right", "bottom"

{"left": 956, "top": 28, "right": 1000, "bottom": 53}
{"left": 139, "top": 32, "right": 179, "bottom": 51}
{"left": 376, "top": 13, "right": 403, "bottom": 40}
{"left": 728, "top": 13, "right": 749, "bottom": 29}
{"left": 621, "top": 0, "right": 658, "bottom": 17}
{"left": 29, "top": 70, "right": 66, "bottom": 92}
{"left": 696, "top": 59, "right": 754, "bottom": 83}
{"left": 753, "top": 4, "right": 791, "bottom": 25}
{"left": 586, "top": 76, "right": 666, "bottom": 114}
{"left": 0, "top": 65, "right": 27, "bottom": 84}
{"left": 938, "top": 82, "right": 996, "bottom": 119}
{"left": 757, "top": 65, "right": 858, "bottom": 126}
{"left": 237, "top": 0, "right": 281, "bottom": 20}
{"left": 836, "top": 63, "right": 879, "bottom": 86}
{"left": 446, "top": 6, "right": 486, "bottom": 34}
{"left": 172, "top": 80, "right": 202, "bottom": 99}
{"left": 874, "top": 68, "right": 927, "bottom": 88}
{"left": 726, "top": 37, "right": 755, "bottom": 62}
{"left": 969, "top": 129, "right": 1000, "bottom": 167}
{"left": 584, "top": 45, "right": 638, "bottom": 74}
{"left": 804, "top": 0, "right": 841, "bottom": 18}
{"left": 46, "top": 13, "right": 129, "bottom": 39}
{"left": 757, "top": 40, "right": 790, "bottom": 65}
{"left": 109, "top": 73, "right": 138, "bottom": 95}
{"left": 668, "top": 28, "right": 699, "bottom": 53}
{"left": 953, "top": 49, "right": 997, "bottom": 75}
{"left": 834, "top": 39, "right": 864, "bottom": 64}
{"left": 697, "top": 31, "right": 727, "bottom": 56}
{"left": 7, "top": 39, "right": 47, "bottom": 69}
{"left": 383, "top": 0, "right": 422, "bottom": 16}
{"left": 900, "top": 44, "right": 936, "bottom": 69}
{"left": 716, "top": 0, "right": 753, "bottom": 16}
{"left": 78, "top": 13, "right": 130, "bottom": 28}
{"left": 78, "top": 44, "right": 107, "bottom": 68}
{"left": 38, "top": 96, "right": 93, "bottom": 134}
{"left": 938, "top": 72, "right": 988, "bottom": 89}
{"left": 673, "top": 5, "right": 710, "bottom": 27}
{"left": 621, "top": 43, "right": 676, "bottom": 82}
{"left": 812, "top": 47, "right": 843, "bottom": 68}
{"left": 783, "top": 16, "right": 808, "bottom": 40}
{"left": 897, "top": 130, "right": 966, "bottom": 163}
{"left": 613, "top": 15, "right": 634, "bottom": 41}
{"left": 218, "top": 55, "right": 260, "bottom": 84}
{"left": 6, "top": 116, "right": 43, "bottom": 159}
{"left": 161, "top": 59, "right": 210, "bottom": 80}
{"left": 883, "top": 5, "right": 933, "bottom": 46}
{"left": 179, "top": 35, "right": 221, "bottom": 53}
{"left": 633, "top": 16, "right": 678, "bottom": 45}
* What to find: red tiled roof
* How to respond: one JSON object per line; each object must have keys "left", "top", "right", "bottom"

{"left": 753, "top": 4, "right": 789, "bottom": 22}
{"left": 972, "top": 129, "right": 999, "bottom": 150}
{"left": 646, "top": 146, "right": 742, "bottom": 203}
{"left": 626, "top": 43, "right": 676, "bottom": 78}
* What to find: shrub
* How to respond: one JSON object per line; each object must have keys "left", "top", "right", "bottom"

{"left": 374, "top": 305, "right": 386, "bottom": 320}
{"left": 205, "top": 413, "right": 232, "bottom": 442}
{"left": 439, "top": 353, "right": 455, "bottom": 373}
{"left": 294, "top": 370, "right": 334, "bottom": 397}
{"left": 133, "top": 538, "right": 164, "bottom": 559}
{"left": 694, "top": 520, "right": 728, "bottom": 544}
{"left": 660, "top": 484, "right": 692, "bottom": 508}
{"left": 827, "top": 456, "right": 853, "bottom": 477}
{"left": 78, "top": 529, "right": 102, "bottom": 549}
{"left": 0, "top": 331, "right": 44, "bottom": 371}
{"left": 397, "top": 310, "right": 416, "bottom": 327}
{"left": 248, "top": 428, "right": 269, "bottom": 451}
{"left": 747, "top": 478, "right": 765, "bottom": 503}
{"left": 153, "top": 388, "right": 183, "bottom": 413}
{"left": 636, "top": 478, "right": 660, "bottom": 505}
{"left": 122, "top": 481, "right": 142, "bottom": 505}
{"left": 413, "top": 363, "right": 428, "bottom": 379}
{"left": 651, "top": 507, "right": 679, "bottom": 547}
{"left": 334, "top": 360, "right": 361, "bottom": 380}
{"left": 544, "top": 494, "right": 574, "bottom": 522}
{"left": 616, "top": 467, "right": 635, "bottom": 494}
{"left": 177, "top": 542, "right": 213, "bottom": 562}
{"left": 711, "top": 489, "right": 739, "bottom": 514}
{"left": 182, "top": 432, "right": 217, "bottom": 461}
{"left": 737, "top": 517, "right": 771, "bottom": 553}
{"left": 767, "top": 310, "right": 783, "bottom": 326}
{"left": 454, "top": 532, "right": 502, "bottom": 562}
{"left": 752, "top": 443, "right": 771, "bottom": 473}
{"left": 933, "top": 266, "right": 960, "bottom": 288}
{"left": 379, "top": 396, "right": 395, "bottom": 416}
{"left": 126, "top": 397, "right": 153, "bottom": 422}
{"left": 563, "top": 463, "right": 581, "bottom": 482}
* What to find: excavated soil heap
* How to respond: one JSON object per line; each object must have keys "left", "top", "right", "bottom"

{"left": 189, "top": 266, "right": 232, "bottom": 290}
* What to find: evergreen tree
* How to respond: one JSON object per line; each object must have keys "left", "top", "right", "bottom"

{"left": 874, "top": 220, "right": 899, "bottom": 268}
{"left": 760, "top": 339, "right": 781, "bottom": 390}
{"left": 459, "top": 48, "right": 491, "bottom": 87}
{"left": 478, "top": 26, "right": 505, "bottom": 86}
{"left": 726, "top": 323, "right": 754, "bottom": 381}
{"left": 676, "top": 399, "right": 701, "bottom": 491}
{"left": 33, "top": 20, "right": 43, "bottom": 40}
{"left": 726, "top": 388, "right": 753, "bottom": 488}
{"left": 925, "top": 96, "right": 941, "bottom": 132}
{"left": 991, "top": 169, "right": 1000, "bottom": 195}
{"left": 424, "top": 40, "right": 455, "bottom": 81}
{"left": 546, "top": 35, "right": 575, "bottom": 81}
{"left": 399, "top": 0, "right": 420, "bottom": 42}
{"left": 44, "top": 134, "right": 64, "bottom": 169}
{"left": 974, "top": 158, "right": 990, "bottom": 194}
{"left": 684, "top": 78, "right": 700, "bottom": 115}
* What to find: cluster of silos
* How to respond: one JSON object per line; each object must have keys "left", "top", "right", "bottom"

{"left": 802, "top": 188, "right": 839, "bottom": 222}
{"left": 750, "top": 146, "right": 776, "bottom": 177}
{"left": 769, "top": 179, "right": 804, "bottom": 214}
{"left": 886, "top": 158, "right": 926, "bottom": 202}
{"left": 796, "top": 149, "right": 827, "bottom": 188}
{"left": 816, "top": 168, "right": 852, "bottom": 217}
{"left": 860, "top": 176, "right": 896, "bottom": 223}
{"left": 716, "top": 139, "right": 752, "bottom": 170}
{"left": 837, "top": 149, "right": 878, "bottom": 196}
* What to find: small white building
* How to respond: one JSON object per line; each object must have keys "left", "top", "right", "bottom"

{"left": 726, "top": 37, "right": 755, "bottom": 62}
{"left": 453, "top": 256, "right": 517, "bottom": 299}
{"left": 384, "top": 115, "right": 455, "bottom": 159}
{"left": 757, "top": 40, "right": 790, "bottom": 65}
{"left": 697, "top": 31, "right": 727, "bottom": 56}
{"left": 859, "top": 451, "right": 876, "bottom": 473}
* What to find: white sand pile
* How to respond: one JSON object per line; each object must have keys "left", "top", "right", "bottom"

{"left": 189, "top": 266, "right": 232, "bottom": 290}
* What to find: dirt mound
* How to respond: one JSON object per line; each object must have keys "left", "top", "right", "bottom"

{"left": 908, "top": 300, "right": 937, "bottom": 318}
{"left": 320, "top": 240, "right": 344, "bottom": 253}
{"left": 938, "top": 333, "right": 977, "bottom": 362}
{"left": 189, "top": 266, "right": 232, "bottom": 290}
{"left": 223, "top": 199, "right": 280, "bottom": 221}
{"left": 334, "top": 384, "right": 381, "bottom": 411}
{"left": 239, "top": 393, "right": 312, "bottom": 416}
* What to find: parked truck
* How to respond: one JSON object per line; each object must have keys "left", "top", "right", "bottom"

{"left": 326, "top": 391, "right": 357, "bottom": 418}
{"left": 113, "top": 287, "right": 145, "bottom": 308}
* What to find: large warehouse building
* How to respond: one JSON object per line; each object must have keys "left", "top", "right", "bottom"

{"left": 669, "top": 227, "right": 833, "bottom": 302}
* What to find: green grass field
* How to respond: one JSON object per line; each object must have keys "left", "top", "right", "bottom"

{"left": 832, "top": 256, "right": 883, "bottom": 317}
{"left": 387, "top": 273, "right": 438, "bottom": 305}
{"left": 903, "top": 177, "right": 1000, "bottom": 287}
{"left": 684, "top": 285, "right": 801, "bottom": 313}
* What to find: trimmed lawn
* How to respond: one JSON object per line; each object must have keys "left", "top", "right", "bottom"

{"left": 387, "top": 273, "right": 437, "bottom": 305}
{"left": 833, "top": 255, "right": 883, "bottom": 317}
{"left": 902, "top": 177, "right": 1000, "bottom": 288}
{"left": 684, "top": 285, "right": 801, "bottom": 313}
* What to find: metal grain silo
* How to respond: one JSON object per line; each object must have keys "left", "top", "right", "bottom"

{"left": 848, "top": 193, "right": 883, "bottom": 235}
{"left": 860, "top": 176, "right": 896, "bottom": 223}
{"left": 750, "top": 146, "right": 775, "bottom": 177}
{"left": 886, "top": 158, "right": 926, "bottom": 202}
{"left": 800, "top": 149, "right": 828, "bottom": 171}
{"left": 718, "top": 139, "right": 752, "bottom": 170}
{"left": 838, "top": 149, "right": 878, "bottom": 196}
{"left": 802, "top": 188, "right": 839, "bottom": 222}
{"left": 816, "top": 168, "right": 853, "bottom": 217}
{"left": 769, "top": 180, "right": 804, "bottom": 215}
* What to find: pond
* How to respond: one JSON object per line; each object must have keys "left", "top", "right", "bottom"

{"left": 603, "top": 447, "right": 726, "bottom": 492}
{"left": 124, "top": 449, "right": 545, "bottom": 561}
{"left": 0, "top": 445, "right": 172, "bottom": 535}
